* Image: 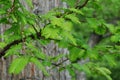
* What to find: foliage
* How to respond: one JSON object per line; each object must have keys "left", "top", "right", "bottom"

{"left": 0, "top": 0, "right": 120, "bottom": 80}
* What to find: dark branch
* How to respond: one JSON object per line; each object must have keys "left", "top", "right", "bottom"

{"left": 32, "top": 24, "right": 39, "bottom": 34}
{"left": 0, "top": 39, "right": 21, "bottom": 58}
{"left": 7, "top": 0, "right": 15, "bottom": 15}
{"left": 56, "top": 0, "right": 89, "bottom": 18}
{"left": 52, "top": 58, "right": 68, "bottom": 66}
{"left": 75, "top": 0, "right": 89, "bottom": 9}
{"left": 0, "top": 34, "right": 36, "bottom": 58}
{"left": 0, "top": 31, "right": 61, "bottom": 58}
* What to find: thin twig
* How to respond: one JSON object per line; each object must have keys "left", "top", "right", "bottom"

{"left": 52, "top": 58, "right": 69, "bottom": 66}
{"left": 7, "top": 0, "right": 15, "bottom": 15}
{"left": 75, "top": 0, "right": 89, "bottom": 9}
{"left": 32, "top": 24, "right": 39, "bottom": 33}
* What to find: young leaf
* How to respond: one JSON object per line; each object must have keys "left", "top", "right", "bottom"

{"left": 30, "top": 57, "right": 49, "bottom": 76}
{"left": 65, "top": 14, "right": 81, "bottom": 24}
{"left": 42, "top": 24, "right": 61, "bottom": 39}
{"left": 9, "top": 56, "right": 29, "bottom": 74}
{"left": 95, "top": 67, "right": 112, "bottom": 80}
{"left": 62, "top": 0, "right": 77, "bottom": 7}
{"left": 5, "top": 44, "right": 22, "bottom": 57}
{"left": 26, "top": 0, "right": 33, "bottom": 8}
{"left": 66, "top": 66, "right": 76, "bottom": 80}
{"left": 72, "top": 63, "right": 91, "bottom": 74}
{"left": 69, "top": 8, "right": 84, "bottom": 15}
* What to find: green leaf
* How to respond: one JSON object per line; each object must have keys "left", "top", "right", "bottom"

{"left": 111, "top": 34, "right": 120, "bottom": 42}
{"left": 26, "top": 0, "right": 33, "bottom": 8}
{"left": 72, "top": 63, "right": 91, "bottom": 74}
{"left": 58, "top": 40, "right": 69, "bottom": 48}
{"left": 26, "top": 42, "right": 47, "bottom": 59}
{"left": 5, "top": 44, "right": 22, "bottom": 57}
{"left": 30, "top": 57, "right": 49, "bottom": 76}
{"left": 69, "top": 47, "right": 80, "bottom": 62}
{"left": 62, "top": 21, "right": 73, "bottom": 31}
{"left": 69, "top": 8, "right": 84, "bottom": 15}
{"left": 62, "top": 0, "right": 77, "bottom": 7}
{"left": 4, "top": 23, "right": 20, "bottom": 35}
{"left": 95, "top": 67, "right": 112, "bottom": 80}
{"left": 66, "top": 66, "right": 75, "bottom": 77}
{"left": 65, "top": 14, "right": 81, "bottom": 24}
{"left": 51, "top": 54, "right": 65, "bottom": 62}
{"left": 0, "top": 17, "right": 8, "bottom": 23}
{"left": 0, "top": 10, "right": 6, "bottom": 14}
{"left": 87, "top": 49, "right": 98, "bottom": 60}
{"left": 42, "top": 24, "right": 61, "bottom": 39}
{"left": 103, "top": 55, "right": 116, "bottom": 66}
{"left": 17, "top": 11, "right": 27, "bottom": 25}
{"left": 61, "top": 31, "right": 76, "bottom": 45}
{"left": 11, "top": 14, "right": 17, "bottom": 22}
{"left": 42, "top": 61, "right": 51, "bottom": 66}
{"left": 50, "top": 17, "right": 65, "bottom": 26}
{"left": 86, "top": 18, "right": 99, "bottom": 29}
{"left": 95, "top": 25, "right": 107, "bottom": 35}
{"left": 0, "top": 42, "right": 6, "bottom": 48}
{"left": 9, "top": 56, "right": 29, "bottom": 74}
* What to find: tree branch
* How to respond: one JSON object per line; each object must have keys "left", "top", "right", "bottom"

{"left": 0, "top": 31, "right": 61, "bottom": 58}
{"left": 32, "top": 24, "right": 39, "bottom": 34}
{"left": 52, "top": 58, "right": 68, "bottom": 67}
{"left": 75, "top": 0, "right": 89, "bottom": 9}
{"left": 7, "top": 0, "right": 15, "bottom": 15}
{"left": 0, "top": 34, "right": 36, "bottom": 58}
{"left": 55, "top": 0, "right": 89, "bottom": 18}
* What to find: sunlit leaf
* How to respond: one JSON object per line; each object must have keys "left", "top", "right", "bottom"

{"left": 9, "top": 57, "right": 29, "bottom": 74}
{"left": 30, "top": 57, "right": 49, "bottom": 76}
